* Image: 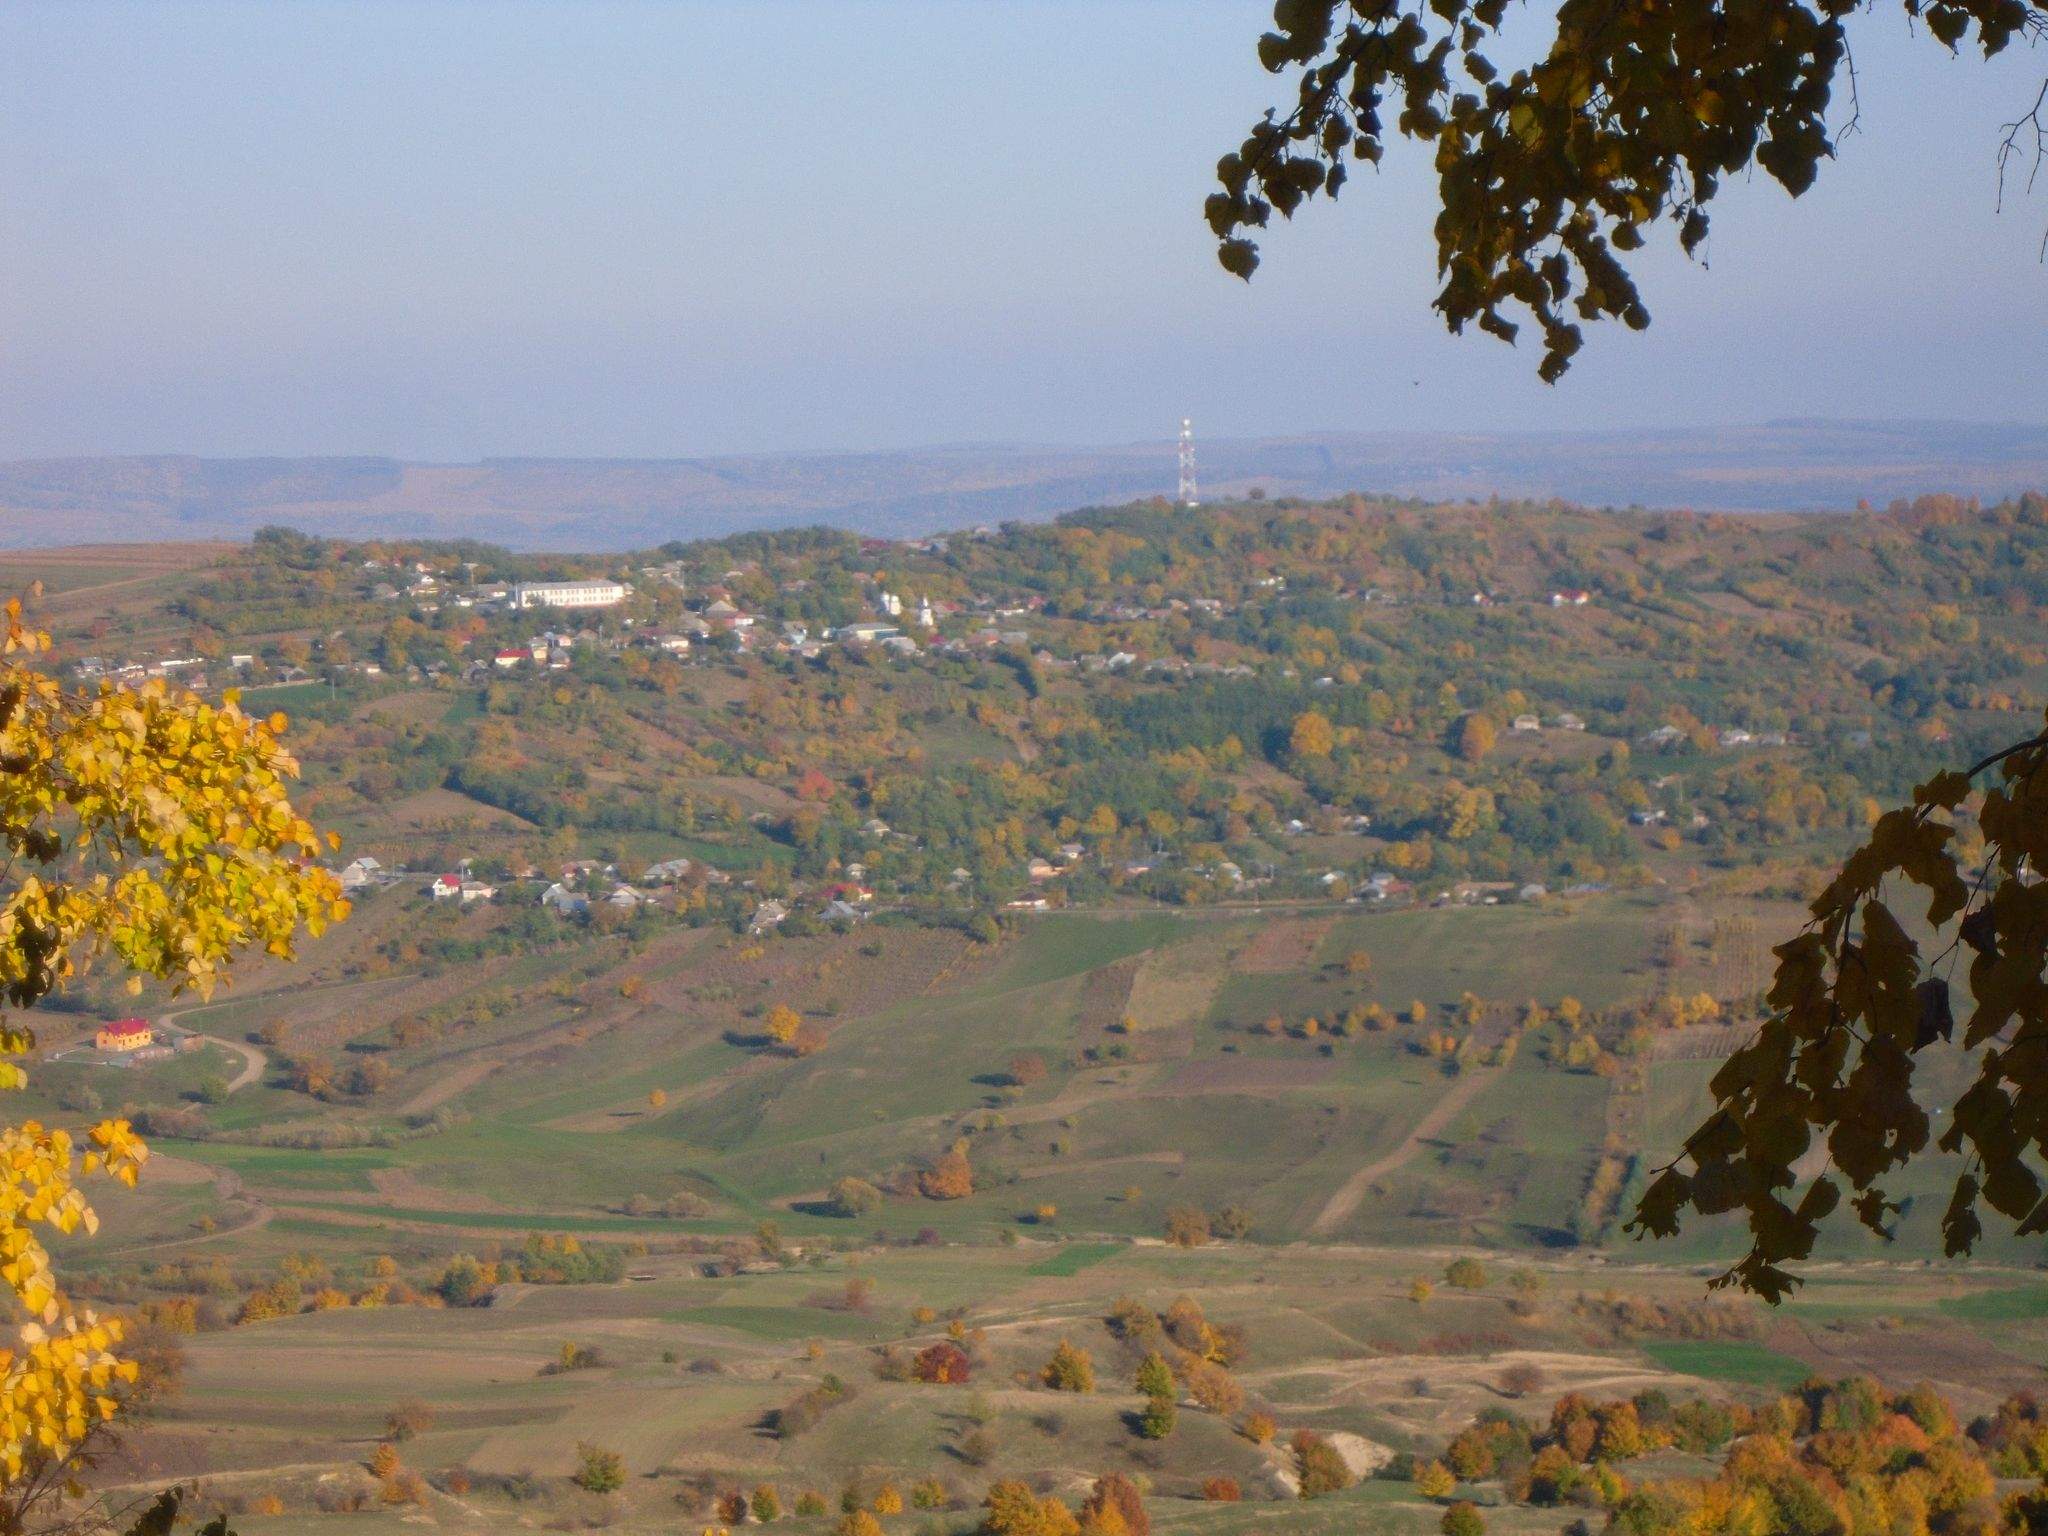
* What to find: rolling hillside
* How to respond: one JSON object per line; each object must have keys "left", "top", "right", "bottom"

{"left": 10, "top": 493, "right": 2048, "bottom": 1535}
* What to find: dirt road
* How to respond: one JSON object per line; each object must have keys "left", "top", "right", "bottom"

{"left": 1308, "top": 1066, "right": 1500, "bottom": 1235}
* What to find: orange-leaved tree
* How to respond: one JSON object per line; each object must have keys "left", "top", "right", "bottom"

{"left": 764, "top": 1003, "right": 803, "bottom": 1047}
{"left": 918, "top": 1140, "right": 974, "bottom": 1200}
{"left": 0, "top": 597, "right": 347, "bottom": 1532}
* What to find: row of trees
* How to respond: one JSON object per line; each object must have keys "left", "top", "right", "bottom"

{"left": 1421, "top": 1376, "right": 2026, "bottom": 1535}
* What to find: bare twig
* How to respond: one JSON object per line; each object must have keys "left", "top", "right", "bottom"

{"left": 1994, "top": 75, "right": 2048, "bottom": 258}
{"left": 1838, "top": 33, "right": 1864, "bottom": 142}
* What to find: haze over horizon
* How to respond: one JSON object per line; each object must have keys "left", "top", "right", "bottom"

{"left": 3, "top": 1, "right": 2044, "bottom": 465}
{"left": 3, "top": 418, "right": 2044, "bottom": 551}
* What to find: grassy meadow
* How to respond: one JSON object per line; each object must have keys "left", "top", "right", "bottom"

{"left": 20, "top": 888, "right": 2044, "bottom": 1535}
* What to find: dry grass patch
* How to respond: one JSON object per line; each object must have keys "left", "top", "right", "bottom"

{"left": 1237, "top": 918, "right": 1335, "bottom": 973}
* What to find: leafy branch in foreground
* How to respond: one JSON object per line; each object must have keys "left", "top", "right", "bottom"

{"left": 1210, "top": 0, "right": 2046, "bottom": 380}
{"left": 0, "top": 596, "right": 346, "bottom": 1533}
{"left": 1629, "top": 713, "right": 2048, "bottom": 1301}
{"left": 118, "top": 1487, "right": 235, "bottom": 1536}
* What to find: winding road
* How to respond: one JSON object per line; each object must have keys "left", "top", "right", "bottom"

{"left": 154, "top": 970, "right": 421, "bottom": 1096}
{"left": 157, "top": 1002, "right": 268, "bottom": 1093}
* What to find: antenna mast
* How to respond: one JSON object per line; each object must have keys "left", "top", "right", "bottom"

{"left": 1176, "top": 418, "right": 1199, "bottom": 508}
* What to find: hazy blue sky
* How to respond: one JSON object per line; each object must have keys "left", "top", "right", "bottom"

{"left": 1, "top": 0, "right": 2042, "bottom": 459}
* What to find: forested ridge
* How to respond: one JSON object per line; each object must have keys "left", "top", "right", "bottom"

{"left": 62, "top": 488, "right": 2042, "bottom": 918}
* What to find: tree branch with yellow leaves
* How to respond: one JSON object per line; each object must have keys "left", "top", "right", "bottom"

{"left": 0, "top": 595, "right": 347, "bottom": 1532}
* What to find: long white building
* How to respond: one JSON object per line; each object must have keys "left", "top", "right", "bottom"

{"left": 511, "top": 580, "right": 629, "bottom": 610}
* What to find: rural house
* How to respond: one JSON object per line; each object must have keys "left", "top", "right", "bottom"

{"left": 96, "top": 1018, "right": 153, "bottom": 1052}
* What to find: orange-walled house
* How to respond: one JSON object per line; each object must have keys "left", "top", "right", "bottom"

{"left": 95, "top": 1018, "right": 153, "bottom": 1052}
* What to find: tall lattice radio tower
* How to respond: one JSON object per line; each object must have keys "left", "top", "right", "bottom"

{"left": 1176, "top": 418, "right": 1199, "bottom": 508}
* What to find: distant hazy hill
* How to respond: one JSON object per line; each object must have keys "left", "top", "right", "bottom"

{"left": 4, "top": 419, "right": 2042, "bottom": 549}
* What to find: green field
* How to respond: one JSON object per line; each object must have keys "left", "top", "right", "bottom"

{"left": 34, "top": 871, "right": 2048, "bottom": 1536}
{"left": 1026, "top": 1242, "right": 1126, "bottom": 1277}
{"left": 1938, "top": 1286, "right": 2048, "bottom": 1322}
{"left": 660, "top": 1302, "right": 895, "bottom": 1342}
{"left": 84, "top": 889, "right": 2021, "bottom": 1271}
{"left": 1639, "top": 1340, "right": 1814, "bottom": 1389}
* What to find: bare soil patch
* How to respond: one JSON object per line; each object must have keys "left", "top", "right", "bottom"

{"left": 1166, "top": 1058, "right": 1332, "bottom": 1092}
{"left": 363, "top": 1165, "right": 506, "bottom": 1212}
{"left": 1001, "top": 1063, "right": 1169, "bottom": 1125}
{"left": 1126, "top": 943, "right": 1231, "bottom": 1031}
{"left": 1012, "top": 1150, "right": 1185, "bottom": 1181}
{"left": 379, "top": 786, "right": 533, "bottom": 830}
{"left": 1073, "top": 956, "right": 1143, "bottom": 1044}
{"left": 548, "top": 1048, "right": 786, "bottom": 1134}
{"left": 693, "top": 773, "right": 804, "bottom": 817}
{"left": 1651, "top": 1023, "right": 1751, "bottom": 1061}
{"left": 138, "top": 1151, "right": 220, "bottom": 1188}
{"left": 1238, "top": 917, "right": 1335, "bottom": 973}
{"left": 1250, "top": 1347, "right": 1680, "bottom": 1438}
{"left": 352, "top": 692, "right": 452, "bottom": 728}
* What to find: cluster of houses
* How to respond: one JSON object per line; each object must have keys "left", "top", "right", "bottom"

{"left": 1510, "top": 712, "right": 1587, "bottom": 733}
{"left": 1639, "top": 723, "right": 1792, "bottom": 750}
{"left": 1001, "top": 838, "right": 1437, "bottom": 910}
{"left": 1415, "top": 876, "right": 1604, "bottom": 907}
{"left": 427, "top": 872, "right": 499, "bottom": 903}
{"left": 61, "top": 524, "right": 1629, "bottom": 715}
{"left": 1002, "top": 861, "right": 1564, "bottom": 911}
{"left": 1009, "top": 841, "right": 1266, "bottom": 900}
{"left": 66, "top": 536, "right": 1466, "bottom": 699}
{"left": 539, "top": 854, "right": 746, "bottom": 918}
{"left": 67, "top": 565, "right": 638, "bottom": 689}
{"left": 744, "top": 879, "right": 874, "bottom": 935}
{"left": 468, "top": 587, "right": 965, "bottom": 676}
{"left": 1280, "top": 811, "right": 1375, "bottom": 836}
{"left": 70, "top": 651, "right": 289, "bottom": 692}
{"left": 487, "top": 634, "right": 581, "bottom": 672}
{"left": 74, "top": 653, "right": 210, "bottom": 686}
{"left": 363, "top": 556, "right": 459, "bottom": 605}
{"left": 1023, "top": 843, "right": 1092, "bottom": 884}
{"left": 1087, "top": 595, "right": 1237, "bottom": 624}
{"left": 640, "top": 576, "right": 1284, "bottom": 681}
{"left": 363, "top": 558, "right": 633, "bottom": 616}
{"left": 640, "top": 581, "right": 1024, "bottom": 664}
{"left": 599, "top": 562, "right": 1269, "bottom": 679}
{"left": 1468, "top": 588, "right": 1597, "bottom": 608}
{"left": 1629, "top": 806, "right": 1714, "bottom": 831}
{"left": 335, "top": 849, "right": 882, "bottom": 935}
{"left": 1142, "top": 657, "right": 1258, "bottom": 680}
{"left": 71, "top": 647, "right": 343, "bottom": 694}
